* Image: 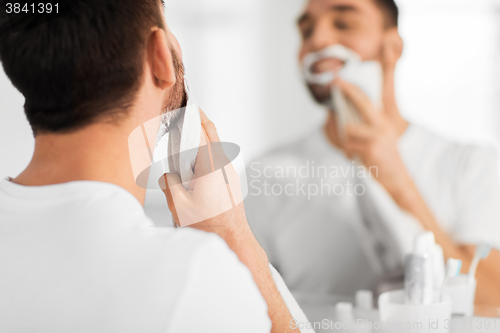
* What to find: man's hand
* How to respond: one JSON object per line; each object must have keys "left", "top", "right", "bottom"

{"left": 336, "top": 37, "right": 411, "bottom": 194}
{"left": 159, "top": 109, "right": 251, "bottom": 244}
{"left": 159, "top": 109, "right": 297, "bottom": 333}
{"left": 338, "top": 79, "right": 413, "bottom": 195}
{"left": 336, "top": 57, "right": 500, "bottom": 307}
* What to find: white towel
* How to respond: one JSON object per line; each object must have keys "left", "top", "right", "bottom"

{"left": 301, "top": 44, "right": 383, "bottom": 141}
{"left": 155, "top": 80, "right": 201, "bottom": 189}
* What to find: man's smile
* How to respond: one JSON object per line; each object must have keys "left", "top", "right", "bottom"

{"left": 311, "top": 57, "right": 345, "bottom": 74}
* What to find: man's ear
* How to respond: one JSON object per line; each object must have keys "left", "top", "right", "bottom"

{"left": 383, "top": 28, "right": 404, "bottom": 63}
{"left": 381, "top": 28, "right": 403, "bottom": 116}
{"left": 147, "top": 28, "right": 176, "bottom": 90}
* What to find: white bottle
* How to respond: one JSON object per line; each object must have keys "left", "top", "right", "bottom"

{"left": 336, "top": 302, "right": 355, "bottom": 324}
{"left": 404, "top": 233, "right": 434, "bottom": 305}
{"left": 336, "top": 301, "right": 372, "bottom": 333}
{"left": 354, "top": 290, "right": 377, "bottom": 333}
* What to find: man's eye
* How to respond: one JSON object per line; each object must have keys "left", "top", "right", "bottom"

{"left": 301, "top": 26, "right": 314, "bottom": 39}
{"left": 334, "top": 20, "right": 351, "bottom": 30}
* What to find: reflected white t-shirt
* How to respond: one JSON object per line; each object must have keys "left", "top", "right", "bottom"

{"left": 0, "top": 180, "right": 271, "bottom": 333}
{"left": 245, "top": 123, "right": 500, "bottom": 304}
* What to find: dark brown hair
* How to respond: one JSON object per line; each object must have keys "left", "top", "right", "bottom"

{"left": 374, "top": 0, "right": 399, "bottom": 28}
{"left": 0, "top": 0, "right": 166, "bottom": 134}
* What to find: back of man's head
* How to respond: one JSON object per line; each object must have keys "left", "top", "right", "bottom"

{"left": 0, "top": 0, "right": 165, "bottom": 135}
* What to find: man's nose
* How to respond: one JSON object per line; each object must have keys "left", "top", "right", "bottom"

{"left": 309, "top": 20, "right": 339, "bottom": 51}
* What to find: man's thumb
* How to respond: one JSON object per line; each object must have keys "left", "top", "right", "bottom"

{"left": 159, "top": 173, "right": 186, "bottom": 224}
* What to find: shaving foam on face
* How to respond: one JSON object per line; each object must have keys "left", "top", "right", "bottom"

{"left": 302, "top": 44, "right": 383, "bottom": 107}
{"left": 302, "top": 44, "right": 383, "bottom": 140}
{"left": 302, "top": 44, "right": 361, "bottom": 85}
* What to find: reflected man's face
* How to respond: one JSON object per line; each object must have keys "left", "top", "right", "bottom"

{"left": 298, "top": 0, "right": 387, "bottom": 103}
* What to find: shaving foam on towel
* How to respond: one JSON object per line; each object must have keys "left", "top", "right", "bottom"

{"left": 302, "top": 44, "right": 383, "bottom": 140}
{"left": 154, "top": 79, "right": 202, "bottom": 189}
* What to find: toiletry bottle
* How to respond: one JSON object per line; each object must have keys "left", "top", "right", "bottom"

{"left": 404, "top": 233, "right": 434, "bottom": 305}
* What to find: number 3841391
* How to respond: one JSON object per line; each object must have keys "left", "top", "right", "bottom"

{"left": 5, "top": 3, "right": 59, "bottom": 14}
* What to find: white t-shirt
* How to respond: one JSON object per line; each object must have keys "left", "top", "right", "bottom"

{"left": 245, "top": 123, "right": 500, "bottom": 309}
{"left": 0, "top": 180, "right": 271, "bottom": 333}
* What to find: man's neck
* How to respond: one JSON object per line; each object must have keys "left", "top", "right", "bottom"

{"left": 324, "top": 110, "right": 409, "bottom": 149}
{"left": 13, "top": 123, "right": 146, "bottom": 204}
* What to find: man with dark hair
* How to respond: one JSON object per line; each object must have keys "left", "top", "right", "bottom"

{"left": 373, "top": 0, "right": 398, "bottom": 28}
{"left": 0, "top": 1, "right": 307, "bottom": 332}
{"left": 246, "top": 0, "right": 500, "bottom": 319}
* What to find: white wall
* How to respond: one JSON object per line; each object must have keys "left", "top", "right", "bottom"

{"left": 396, "top": 0, "right": 500, "bottom": 146}
{"left": 164, "top": 0, "right": 269, "bottom": 162}
{"left": 0, "top": 66, "right": 34, "bottom": 179}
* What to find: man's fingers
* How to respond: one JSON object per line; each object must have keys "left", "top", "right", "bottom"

{"left": 344, "top": 141, "right": 367, "bottom": 152}
{"left": 194, "top": 129, "right": 216, "bottom": 176}
{"left": 346, "top": 124, "right": 375, "bottom": 142}
{"left": 199, "top": 127, "right": 209, "bottom": 147}
{"left": 159, "top": 173, "right": 188, "bottom": 224}
{"left": 199, "top": 109, "right": 220, "bottom": 143}
{"left": 336, "top": 79, "right": 378, "bottom": 125}
{"left": 344, "top": 141, "right": 368, "bottom": 160}
{"left": 198, "top": 109, "right": 230, "bottom": 174}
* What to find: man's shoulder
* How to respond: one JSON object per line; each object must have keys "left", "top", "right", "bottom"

{"left": 140, "top": 226, "right": 232, "bottom": 261}
{"left": 0, "top": 180, "right": 231, "bottom": 266}
{"left": 73, "top": 183, "right": 233, "bottom": 260}
{"left": 403, "top": 123, "right": 498, "bottom": 174}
